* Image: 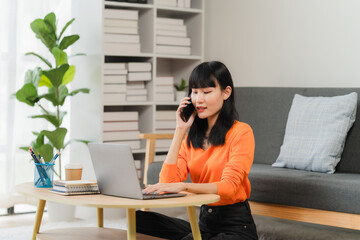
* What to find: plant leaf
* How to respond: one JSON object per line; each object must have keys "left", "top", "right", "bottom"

{"left": 64, "top": 139, "right": 90, "bottom": 149}
{"left": 39, "top": 74, "right": 52, "bottom": 87}
{"left": 29, "top": 111, "right": 67, "bottom": 128}
{"left": 42, "top": 64, "right": 69, "bottom": 88}
{"left": 44, "top": 12, "right": 56, "bottom": 37}
{"left": 52, "top": 47, "right": 68, "bottom": 67}
{"left": 58, "top": 18, "right": 75, "bottom": 40}
{"left": 30, "top": 19, "right": 56, "bottom": 51}
{"left": 68, "top": 53, "right": 86, "bottom": 59}
{"left": 58, "top": 85, "right": 69, "bottom": 106}
{"left": 41, "top": 88, "right": 58, "bottom": 106}
{"left": 25, "top": 52, "right": 52, "bottom": 68}
{"left": 20, "top": 146, "right": 30, "bottom": 151}
{"left": 62, "top": 65, "right": 75, "bottom": 85}
{"left": 24, "top": 67, "right": 42, "bottom": 88}
{"left": 15, "top": 83, "right": 38, "bottom": 106}
{"left": 59, "top": 35, "right": 80, "bottom": 50}
{"left": 41, "top": 128, "right": 67, "bottom": 150}
{"left": 68, "top": 88, "right": 90, "bottom": 97}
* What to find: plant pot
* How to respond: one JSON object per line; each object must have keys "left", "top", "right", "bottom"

{"left": 46, "top": 201, "right": 75, "bottom": 222}
{"left": 176, "top": 91, "right": 187, "bottom": 102}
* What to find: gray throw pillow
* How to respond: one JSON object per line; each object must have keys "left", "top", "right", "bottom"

{"left": 272, "top": 92, "right": 357, "bottom": 173}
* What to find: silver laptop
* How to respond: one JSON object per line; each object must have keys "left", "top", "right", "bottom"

{"left": 88, "top": 143, "right": 186, "bottom": 200}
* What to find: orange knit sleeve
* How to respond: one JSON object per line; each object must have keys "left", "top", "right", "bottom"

{"left": 159, "top": 139, "right": 189, "bottom": 183}
{"left": 215, "top": 125, "right": 255, "bottom": 200}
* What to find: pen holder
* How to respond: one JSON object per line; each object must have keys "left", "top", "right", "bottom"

{"left": 34, "top": 163, "right": 55, "bottom": 188}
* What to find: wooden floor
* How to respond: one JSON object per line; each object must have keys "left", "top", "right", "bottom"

{"left": 0, "top": 212, "right": 42, "bottom": 229}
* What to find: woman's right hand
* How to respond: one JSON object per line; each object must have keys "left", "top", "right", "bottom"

{"left": 176, "top": 97, "right": 196, "bottom": 130}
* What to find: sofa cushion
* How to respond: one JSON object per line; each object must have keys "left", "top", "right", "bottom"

{"left": 272, "top": 92, "right": 357, "bottom": 173}
{"left": 249, "top": 163, "right": 360, "bottom": 214}
{"left": 235, "top": 87, "right": 360, "bottom": 174}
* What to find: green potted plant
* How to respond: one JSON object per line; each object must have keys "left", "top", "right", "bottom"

{"left": 174, "top": 78, "right": 188, "bottom": 102}
{"left": 14, "top": 12, "right": 89, "bottom": 180}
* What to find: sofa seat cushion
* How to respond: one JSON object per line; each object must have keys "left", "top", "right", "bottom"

{"left": 249, "top": 163, "right": 360, "bottom": 214}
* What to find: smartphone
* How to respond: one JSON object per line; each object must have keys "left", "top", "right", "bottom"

{"left": 180, "top": 96, "right": 195, "bottom": 122}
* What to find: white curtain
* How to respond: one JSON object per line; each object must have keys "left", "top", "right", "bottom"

{"left": 0, "top": 0, "right": 71, "bottom": 209}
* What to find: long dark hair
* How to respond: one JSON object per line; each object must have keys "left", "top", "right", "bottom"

{"left": 187, "top": 61, "right": 238, "bottom": 148}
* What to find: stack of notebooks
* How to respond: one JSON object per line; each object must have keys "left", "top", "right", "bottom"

{"left": 126, "top": 62, "right": 152, "bottom": 102}
{"left": 155, "top": 76, "right": 175, "bottom": 102}
{"left": 102, "top": 111, "right": 141, "bottom": 149}
{"left": 103, "top": 8, "right": 140, "bottom": 55}
{"left": 155, "top": 110, "right": 176, "bottom": 133}
{"left": 103, "top": 63, "right": 127, "bottom": 105}
{"left": 156, "top": 17, "right": 191, "bottom": 55}
{"left": 49, "top": 180, "right": 100, "bottom": 196}
{"left": 154, "top": 0, "right": 192, "bottom": 8}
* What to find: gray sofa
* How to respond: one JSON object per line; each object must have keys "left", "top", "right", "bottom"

{"left": 147, "top": 87, "right": 360, "bottom": 239}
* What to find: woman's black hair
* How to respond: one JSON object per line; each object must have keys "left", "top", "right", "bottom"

{"left": 187, "top": 61, "right": 238, "bottom": 148}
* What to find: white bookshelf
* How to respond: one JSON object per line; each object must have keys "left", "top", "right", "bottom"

{"left": 101, "top": 0, "right": 204, "bottom": 180}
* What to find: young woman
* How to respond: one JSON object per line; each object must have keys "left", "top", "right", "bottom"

{"left": 136, "top": 61, "right": 258, "bottom": 240}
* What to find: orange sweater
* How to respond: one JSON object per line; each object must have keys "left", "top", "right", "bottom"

{"left": 159, "top": 121, "right": 255, "bottom": 206}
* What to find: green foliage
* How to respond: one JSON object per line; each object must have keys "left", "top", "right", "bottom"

{"left": 13, "top": 12, "right": 90, "bottom": 179}
{"left": 174, "top": 78, "right": 188, "bottom": 91}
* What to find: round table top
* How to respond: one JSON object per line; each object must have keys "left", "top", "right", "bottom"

{"left": 15, "top": 182, "right": 220, "bottom": 209}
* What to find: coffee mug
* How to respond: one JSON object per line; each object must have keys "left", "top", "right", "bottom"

{"left": 65, "top": 163, "right": 83, "bottom": 181}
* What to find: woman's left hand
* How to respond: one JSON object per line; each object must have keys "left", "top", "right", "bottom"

{"left": 143, "top": 182, "right": 185, "bottom": 194}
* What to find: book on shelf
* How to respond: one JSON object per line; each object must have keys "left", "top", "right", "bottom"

{"left": 157, "top": 17, "right": 184, "bottom": 25}
{"left": 127, "top": 81, "right": 145, "bottom": 89}
{"left": 103, "top": 84, "right": 126, "bottom": 93}
{"left": 155, "top": 120, "right": 176, "bottom": 129}
{"left": 155, "top": 129, "right": 176, "bottom": 133}
{"left": 103, "top": 69, "right": 128, "bottom": 75}
{"left": 156, "top": 76, "right": 174, "bottom": 85}
{"left": 126, "top": 62, "right": 152, "bottom": 72}
{"left": 104, "top": 75, "right": 127, "bottom": 84}
{"left": 103, "top": 130, "right": 140, "bottom": 141}
{"left": 103, "top": 140, "right": 141, "bottom": 149}
{"left": 156, "top": 85, "right": 174, "bottom": 93}
{"left": 156, "top": 29, "right": 187, "bottom": 37}
{"left": 103, "top": 111, "right": 138, "bottom": 121}
{"left": 104, "top": 26, "right": 138, "bottom": 35}
{"left": 104, "top": 43, "right": 141, "bottom": 55}
{"left": 156, "top": 36, "right": 191, "bottom": 46}
{"left": 156, "top": 93, "right": 175, "bottom": 102}
{"left": 156, "top": 23, "right": 187, "bottom": 32}
{"left": 156, "top": 45, "right": 191, "bottom": 55}
{"left": 103, "top": 121, "right": 139, "bottom": 131}
{"left": 128, "top": 72, "right": 152, "bottom": 81}
{"left": 104, "top": 19, "right": 138, "bottom": 28}
{"left": 103, "top": 93, "right": 126, "bottom": 105}
{"left": 154, "top": 0, "right": 177, "bottom": 7}
{"left": 104, "top": 33, "right": 140, "bottom": 44}
{"left": 156, "top": 110, "right": 177, "bottom": 120}
{"left": 104, "top": 63, "right": 126, "bottom": 69}
{"left": 127, "top": 89, "right": 147, "bottom": 95}
{"left": 103, "top": 9, "right": 139, "bottom": 20}
{"left": 184, "top": 0, "right": 191, "bottom": 8}
{"left": 126, "top": 95, "right": 147, "bottom": 102}
{"left": 177, "top": 0, "right": 184, "bottom": 8}
{"left": 134, "top": 159, "right": 141, "bottom": 169}
{"left": 49, "top": 180, "right": 100, "bottom": 196}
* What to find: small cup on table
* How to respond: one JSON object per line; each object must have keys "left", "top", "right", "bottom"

{"left": 65, "top": 163, "right": 83, "bottom": 181}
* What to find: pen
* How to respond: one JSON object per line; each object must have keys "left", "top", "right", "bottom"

{"left": 30, "top": 150, "right": 45, "bottom": 184}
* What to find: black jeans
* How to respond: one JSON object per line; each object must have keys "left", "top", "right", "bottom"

{"left": 136, "top": 200, "right": 258, "bottom": 240}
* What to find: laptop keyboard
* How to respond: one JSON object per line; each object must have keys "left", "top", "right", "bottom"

{"left": 142, "top": 193, "right": 186, "bottom": 200}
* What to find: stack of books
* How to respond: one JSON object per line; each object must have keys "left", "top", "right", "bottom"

{"left": 102, "top": 111, "right": 141, "bottom": 149}
{"left": 154, "top": 0, "right": 191, "bottom": 8}
{"left": 155, "top": 110, "right": 176, "bottom": 133}
{"left": 134, "top": 159, "right": 142, "bottom": 181}
{"left": 49, "top": 180, "right": 100, "bottom": 196}
{"left": 156, "top": 17, "right": 191, "bottom": 55}
{"left": 126, "top": 62, "right": 151, "bottom": 102}
{"left": 103, "top": 8, "right": 140, "bottom": 55}
{"left": 155, "top": 76, "right": 175, "bottom": 102}
{"left": 103, "top": 63, "right": 128, "bottom": 105}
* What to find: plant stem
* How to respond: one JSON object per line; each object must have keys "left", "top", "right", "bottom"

{"left": 58, "top": 149, "right": 62, "bottom": 180}
{"left": 37, "top": 103, "right": 50, "bottom": 115}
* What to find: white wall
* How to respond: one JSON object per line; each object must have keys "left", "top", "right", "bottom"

{"left": 205, "top": 0, "right": 360, "bottom": 87}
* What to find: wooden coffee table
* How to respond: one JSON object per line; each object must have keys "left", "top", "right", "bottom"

{"left": 15, "top": 183, "right": 219, "bottom": 240}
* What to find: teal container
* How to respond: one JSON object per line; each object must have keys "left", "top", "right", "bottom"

{"left": 34, "top": 163, "right": 55, "bottom": 188}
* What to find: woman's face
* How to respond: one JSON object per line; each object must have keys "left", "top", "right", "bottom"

{"left": 190, "top": 80, "right": 229, "bottom": 120}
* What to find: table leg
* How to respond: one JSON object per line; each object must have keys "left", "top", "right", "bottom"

{"left": 97, "top": 208, "right": 103, "bottom": 227}
{"left": 32, "top": 199, "right": 46, "bottom": 240}
{"left": 127, "top": 208, "right": 136, "bottom": 240}
{"left": 187, "top": 206, "right": 202, "bottom": 240}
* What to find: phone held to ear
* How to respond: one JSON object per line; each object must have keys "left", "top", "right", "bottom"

{"left": 180, "top": 97, "right": 195, "bottom": 122}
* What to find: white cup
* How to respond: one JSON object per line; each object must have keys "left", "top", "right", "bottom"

{"left": 65, "top": 163, "right": 83, "bottom": 181}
